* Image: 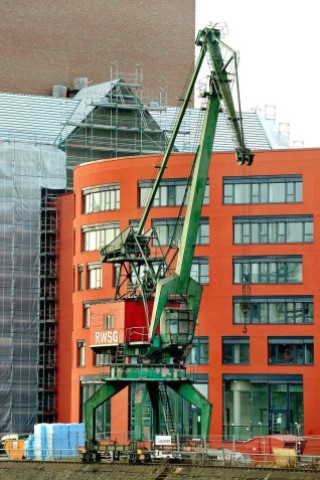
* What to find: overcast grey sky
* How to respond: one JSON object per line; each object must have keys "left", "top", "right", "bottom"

{"left": 195, "top": 0, "right": 319, "bottom": 147}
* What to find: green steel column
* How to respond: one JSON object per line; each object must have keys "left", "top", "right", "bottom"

{"left": 168, "top": 381, "right": 212, "bottom": 437}
{"left": 84, "top": 382, "right": 126, "bottom": 441}
{"left": 175, "top": 93, "right": 220, "bottom": 289}
{"left": 132, "top": 384, "right": 149, "bottom": 441}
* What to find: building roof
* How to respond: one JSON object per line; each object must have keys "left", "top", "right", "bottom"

{"left": 0, "top": 81, "right": 118, "bottom": 145}
{"left": 0, "top": 81, "right": 289, "bottom": 150}
{"left": 60, "top": 80, "right": 116, "bottom": 140}
{"left": 0, "top": 92, "right": 78, "bottom": 144}
{"left": 150, "top": 107, "right": 289, "bottom": 152}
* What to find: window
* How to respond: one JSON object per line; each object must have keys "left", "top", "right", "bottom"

{"left": 139, "top": 178, "right": 209, "bottom": 207}
{"left": 88, "top": 263, "right": 102, "bottom": 289}
{"left": 78, "top": 265, "right": 84, "bottom": 290}
{"left": 83, "top": 183, "right": 120, "bottom": 213}
{"left": 223, "top": 376, "right": 303, "bottom": 440}
{"left": 77, "top": 340, "right": 86, "bottom": 367}
{"left": 233, "top": 296, "right": 313, "bottom": 324}
{"left": 152, "top": 217, "right": 209, "bottom": 246}
{"left": 104, "top": 314, "right": 114, "bottom": 329}
{"left": 95, "top": 352, "right": 112, "bottom": 366}
{"left": 83, "top": 304, "right": 90, "bottom": 328}
{"left": 83, "top": 223, "right": 120, "bottom": 251}
{"left": 223, "top": 337, "right": 249, "bottom": 364}
{"left": 186, "top": 337, "right": 209, "bottom": 364}
{"left": 224, "top": 175, "right": 302, "bottom": 204}
{"left": 268, "top": 337, "right": 314, "bottom": 365}
{"left": 233, "top": 256, "right": 302, "bottom": 284}
{"left": 191, "top": 257, "right": 209, "bottom": 284}
{"left": 234, "top": 215, "right": 313, "bottom": 244}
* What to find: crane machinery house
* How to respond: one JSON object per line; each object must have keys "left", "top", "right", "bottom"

{"left": 56, "top": 27, "right": 320, "bottom": 447}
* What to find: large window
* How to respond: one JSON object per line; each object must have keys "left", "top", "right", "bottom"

{"left": 83, "top": 222, "right": 120, "bottom": 251}
{"left": 139, "top": 178, "right": 209, "bottom": 207}
{"left": 234, "top": 296, "right": 313, "bottom": 324}
{"left": 234, "top": 215, "right": 313, "bottom": 244}
{"left": 222, "top": 337, "right": 249, "bottom": 364}
{"left": 233, "top": 256, "right": 302, "bottom": 284}
{"left": 83, "top": 183, "right": 120, "bottom": 213}
{"left": 223, "top": 375, "right": 303, "bottom": 440}
{"left": 268, "top": 337, "right": 314, "bottom": 365}
{"left": 186, "top": 337, "right": 209, "bottom": 364}
{"left": 224, "top": 175, "right": 302, "bottom": 204}
{"left": 88, "top": 263, "right": 102, "bottom": 289}
{"left": 152, "top": 217, "right": 209, "bottom": 246}
{"left": 191, "top": 257, "right": 209, "bottom": 284}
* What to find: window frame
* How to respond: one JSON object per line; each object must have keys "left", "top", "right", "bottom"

{"left": 234, "top": 215, "right": 313, "bottom": 244}
{"left": 87, "top": 263, "right": 103, "bottom": 289}
{"left": 83, "top": 303, "right": 91, "bottom": 328}
{"left": 77, "top": 340, "right": 86, "bottom": 367}
{"left": 191, "top": 257, "right": 209, "bottom": 284}
{"left": 95, "top": 352, "right": 112, "bottom": 366}
{"left": 83, "top": 183, "right": 120, "bottom": 213}
{"left": 186, "top": 336, "right": 209, "bottom": 365}
{"left": 233, "top": 255, "right": 303, "bottom": 284}
{"left": 104, "top": 314, "right": 115, "bottom": 329}
{"left": 82, "top": 222, "right": 120, "bottom": 252}
{"left": 223, "top": 175, "right": 302, "bottom": 205}
{"left": 139, "top": 178, "right": 209, "bottom": 207}
{"left": 78, "top": 264, "right": 84, "bottom": 290}
{"left": 152, "top": 217, "right": 209, "bottom": 246}
{"left": 268, "top": 336, "right": 314, "bottom": 365}
{"left": 233, "top": 296, "right": 313, "bottom": 325}
{"left": 222, "top": 336, "right": 250, "bottom": 365}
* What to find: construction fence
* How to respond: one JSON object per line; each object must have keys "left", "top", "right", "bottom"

{"left": 3, "top": 431, "right": 320, "bottom": 468}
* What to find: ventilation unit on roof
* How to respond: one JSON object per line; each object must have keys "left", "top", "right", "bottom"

{"left": 74, "top": 77, "right": 89, "bottom": 90}
{"left": 52, "top": 85, "right": 67, "bottom": 98}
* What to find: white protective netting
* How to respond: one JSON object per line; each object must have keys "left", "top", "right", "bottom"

{"left": 0, "top": 142, "right": 66, "bottom": 433}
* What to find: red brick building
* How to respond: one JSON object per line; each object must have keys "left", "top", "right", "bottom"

{"left": 0, "top": 0, "right": 195, "bottom": 104}
{"left": 57, "top": 148, "right": 320, "bottom": 441}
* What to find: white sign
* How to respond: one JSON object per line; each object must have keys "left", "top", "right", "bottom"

{"left": 95, "top": 330, "right": 119, "bottom": 345}
{"left": 155, "top": 435, "right": 172, "bottom": 446}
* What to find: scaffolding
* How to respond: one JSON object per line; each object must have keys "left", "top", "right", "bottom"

{"left": 0, "top": 141, "right": 66, "bottom": 433}
{"left": 63, "top": 70, "right": 170, "bottom": 189}
{"left": 38, "top": 189, "right": 65, "bottom": 424}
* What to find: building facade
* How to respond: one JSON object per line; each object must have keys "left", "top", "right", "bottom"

{"left": 0, "top": 0, "right": 195, "bottom": 105}
{"left": 57, "top": 148, "right": 320, "bottom": 440}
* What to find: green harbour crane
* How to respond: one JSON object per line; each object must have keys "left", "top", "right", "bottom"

{"left": 82, "top": 26, "right": 254, "bottom": 461}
